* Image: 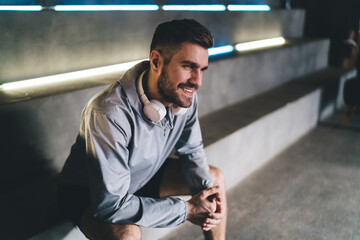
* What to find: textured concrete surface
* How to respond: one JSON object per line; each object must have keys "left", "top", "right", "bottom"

{"left": 163, "top": 121, "right": 360, "bottom": 240}
{"left": 205, "top": 89, "right": 321, "bottom": 190}
{"left": 0, "top": 39, "right": 329, "bottom": 113}
{"left": 200, "top": 67, "right": 348, "bottom": 147}
{"left": 199, "top": 38, "right": 329, "bottom": 116}
{"left": 0, "top": 10, "right": 304, "bottom": 84}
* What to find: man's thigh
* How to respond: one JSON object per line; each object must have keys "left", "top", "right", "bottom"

{"left": 159, "top": 158, "right": 191, "bottom": 198}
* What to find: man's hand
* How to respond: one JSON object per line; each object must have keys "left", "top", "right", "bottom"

{"left": 186, "top": 186, "right": 224, "bottom": 231}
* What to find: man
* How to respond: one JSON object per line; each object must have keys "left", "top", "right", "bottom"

{"left": 58, "top": 19, "right": 227, "bottom": 240}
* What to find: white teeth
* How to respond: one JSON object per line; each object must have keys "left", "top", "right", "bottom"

{"left": 182, "top": 88, "right": 193, "bottom": 93}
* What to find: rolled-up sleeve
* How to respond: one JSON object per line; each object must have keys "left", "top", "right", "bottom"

{"left": 175, "top": 95, "right": 213, "bottom": 196}
{"left": 83, "top": 110, "right": 187, "bottom": 228}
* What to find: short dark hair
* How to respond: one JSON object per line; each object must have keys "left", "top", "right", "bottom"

{"left": 150, "top": 19, "right": 214, "bottom": 64}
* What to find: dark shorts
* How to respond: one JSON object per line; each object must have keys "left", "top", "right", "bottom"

{"left": 57, "top": 160, "right": 169, "bottom": 226}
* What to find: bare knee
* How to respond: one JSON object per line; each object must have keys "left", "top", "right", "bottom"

{"left": 80, "top": 207, "right": 142, "bottom": 240}
{"left": 209, "top": 165, "right": 225, "bottom": 190}
{"left": 84, "top": 222, "right": 141, "bottom": 240}
{"left": 111, "top": 224, "right": 141, "bottom": 240}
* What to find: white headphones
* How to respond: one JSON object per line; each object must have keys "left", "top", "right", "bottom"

{"left": 137, "top": 70, "right": 187, "bottom": 122}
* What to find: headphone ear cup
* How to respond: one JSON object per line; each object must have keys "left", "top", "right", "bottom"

{"left": 172, "top": 106, "right": 188, "bottom": 116}
{"left": 143, "top": 100, "right": 166, "bottom": 122}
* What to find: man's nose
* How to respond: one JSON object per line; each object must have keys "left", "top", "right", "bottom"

{"left": 189, "top": 69, "right": 202, "bottom": 88}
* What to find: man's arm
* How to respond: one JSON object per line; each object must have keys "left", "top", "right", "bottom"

{"left": 83, "top": 110, "right": 187, "bottom": 228}
{"left": 175, "top": 94, "right": 213, "bottom": 195}
{"left": 175, "top": 94, "right": 224, "bottom": 230}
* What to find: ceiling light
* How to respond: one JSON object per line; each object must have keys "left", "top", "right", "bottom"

{"left": 228, "top": 4, "right": 270, "bottom": 11}
{"left": 0, "top": 5, "right": 42, "bottom": 11}
{"left": 54, "top": 5, "right": 159, "bottom": 11}
{"left": 162, "top": 5, "right": 226, "bottom": 11}
{"left": 209, "top": 45, "right": 234, "bottom": 56}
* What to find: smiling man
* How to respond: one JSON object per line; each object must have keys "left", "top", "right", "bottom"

{"left": 58, "top": 19, "right": 227, "bottom": 240}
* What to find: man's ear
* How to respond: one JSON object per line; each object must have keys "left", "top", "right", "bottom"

{"left": 150, "top": 50, "right": 162, "bottom": 73}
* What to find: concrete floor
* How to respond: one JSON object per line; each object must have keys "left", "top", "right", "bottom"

{"left": 163, "top": 110, "right": 360, "bottom": 240}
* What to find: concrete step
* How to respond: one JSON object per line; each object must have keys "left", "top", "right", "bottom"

{"left": 163, "top": 119, "right": 360, "bottom": 239}
{"left": 199, "top": 38, "right": 330, "bottom": 116}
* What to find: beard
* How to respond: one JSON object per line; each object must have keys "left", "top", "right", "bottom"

{"left": 157, "top": 67, "right": 194, "bottom": 108}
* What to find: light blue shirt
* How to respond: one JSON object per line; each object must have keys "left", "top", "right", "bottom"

{"left": 60, "top": 61, "right": 213, "bottom": 228}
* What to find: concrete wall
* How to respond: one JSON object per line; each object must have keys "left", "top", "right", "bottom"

{"left": 0, "top": 10, "right": 305, "bottom": 84}
{"left": 199, "top": 39, "right": 329, "bottom": 116}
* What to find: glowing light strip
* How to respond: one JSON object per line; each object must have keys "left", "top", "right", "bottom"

{"left": 0, "top": 4, "right": 270, "bottom": 12}
{"left": 235, "top": 37, "right": 285, "bottom": 51}
{"left": 162, "top": 5, "right": 226, "bottom": 11}
{"left": 54, "top": 5, "right": 159, "bottom": 11}
{"left": 1, "top": 59, "right": 147, "bottom": 91}
{"left": 228, "top": 4, "right": 270, "bottom": 11}
{"left": 209, "top": 45, "right": 234, "bottom": 56}
{"left": 0, "top": 5, "right": 42, "bottom": 11}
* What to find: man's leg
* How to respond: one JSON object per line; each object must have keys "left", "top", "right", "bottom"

{"left": 79, "top": 207, "right": 141, "bottom": 240}
{"left": 159, "top": 159, "right": 227, "bottom": 240}
{"left": 203, "top": 166, "right": 227, "bottom": 240}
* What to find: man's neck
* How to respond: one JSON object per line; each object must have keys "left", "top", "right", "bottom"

{"left": 146, "top": 70, "right": 172, "bottom": 107}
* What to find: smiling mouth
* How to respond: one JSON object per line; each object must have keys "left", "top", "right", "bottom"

{"left": 180, "top": 86, "right": 195, "bottom": 97}
{"left": 181, "top": 87, "right": 193, "bottom": 93}
{"left": 179, "top": 84, "right": 197, "bottom": 95}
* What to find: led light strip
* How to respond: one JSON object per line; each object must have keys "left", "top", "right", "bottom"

{"left": 1, "top": 59, "right": 146, "bottom": 91}
{"left": 228, "top": 4, "right": 271, "bottom": 11}
{"left": 235, "top": 37, "right": 285, "bottom": 51}
{"left": 0, "top": 4, "right": 270, "bottom": 12}
{"left": 54, "top": 5, "right": 159, "bottom": 11}
{"left": 0, "top": 5, "right": 42, "bottom": 11}
{"left": 162, "top": 5, "right": 226, "bottom": 11}
{"left": 209, "top": 45, "right": 234, "bottom": 56}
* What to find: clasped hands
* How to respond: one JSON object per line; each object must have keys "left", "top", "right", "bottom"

{"left": 186, "top": 185, "right": 223, "bottom": 231}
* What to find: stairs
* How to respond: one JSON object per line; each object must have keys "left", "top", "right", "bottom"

{"left": 0, "top": 7, "right": 356, "bottom": 240}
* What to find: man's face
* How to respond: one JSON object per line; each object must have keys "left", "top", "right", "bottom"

{"left": 157, "top": 42, "right": 209, "bottom": 108}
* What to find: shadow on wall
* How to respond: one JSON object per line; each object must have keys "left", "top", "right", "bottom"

{"left": 0, "top": 108, "right": 63, "bottom": 239}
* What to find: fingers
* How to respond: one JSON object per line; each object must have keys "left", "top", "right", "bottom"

{"left": 201, "top": 186, "right": 220, "bottom": 199}
{"left": 215, "top": 199, "right": 223, "bottom": 214}
{"left": 200, "top": 199, "right": 217, "bottom": 213}
{"left": 209, "top": 211, "right": 223, "bottom": 220}
{"left": 203, "top": 209, "right": 223, "bottom": 231}
{"left": 215, "top": 192, "right": 222, "bottom": 203}
{"left": 187, "top": 186, "right": 225, "bottom": 229}
{"left": 202, "top": 217, "right": 221, "bottom": 231}
{"left": 202, "top": 225, "right": 214, "bottom": 231}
